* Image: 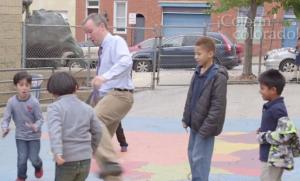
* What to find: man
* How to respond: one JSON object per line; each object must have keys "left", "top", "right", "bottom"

{"left": 82, "top": 13, "right": 134, "bottom": 181}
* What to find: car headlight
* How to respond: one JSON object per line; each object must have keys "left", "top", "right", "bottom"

{"left": 267, "top": 53, "right": 277, "bottom": 59}
{"left": 130, "top": 51, "right": 137, "bottom": 57}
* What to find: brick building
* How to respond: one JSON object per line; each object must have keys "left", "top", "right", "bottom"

{"left": 0, "top": 0, "right": 22, "bottom": 68}
{"left": 75, "top": 0, "right": 299, "bottom": 55}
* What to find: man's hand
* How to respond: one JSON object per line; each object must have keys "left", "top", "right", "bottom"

{"left": 25, "top": 122, "right": 38, "bottom": 132}
{"left": 91, "top": 76, "right": 107, "bottom": 90}
{"left": 2, "top": 128, "right": 9, "bottom": 138}
{"left": 55, "top": 154, "right": 65, "bottom": 165}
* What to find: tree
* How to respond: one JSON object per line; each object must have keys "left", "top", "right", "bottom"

{"left": 211, "top": 0, "right": 300, "bottom": 79}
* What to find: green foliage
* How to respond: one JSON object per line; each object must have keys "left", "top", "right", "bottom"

{"left": 210, "top": 0, "right": 300, "bottom": 18}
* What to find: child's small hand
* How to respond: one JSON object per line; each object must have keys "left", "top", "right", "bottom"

{"left": 55, "top": 154, "right": 65, "bottom": 165}
{"left": 25, "top": 122, "right": 38, "bottom": 132}
{"left": 2, "top": 128, "right": 9, "bottom": 138}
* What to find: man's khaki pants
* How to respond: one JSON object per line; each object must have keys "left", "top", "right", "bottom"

{"left": 94, "top": 90, "right": 133, "bottom": 181}
{"left": 260, "top": 162, "right": 283, "bottom": 181}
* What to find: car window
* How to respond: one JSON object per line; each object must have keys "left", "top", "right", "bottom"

{"left": 163, "top": 36, "right": 184, "bottom": 47}
{"left": 140, "top": 39, "right": 154, "bottom": 49}
{"left": 183, "top": 36, "right": 200, "bottom": 46}
{"left": 183, "top": 35, "right": 222, "bottom": 46}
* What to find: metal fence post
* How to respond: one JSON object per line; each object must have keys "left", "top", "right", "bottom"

{"left": 151, "top": 28, "right": 158, "bottom": 90}
{"left": 21, "top": 22, "right": 26, "bottom": 68}
{"left": 86, "top": 37, "right": 92, "bottom": 87}
{"left": 156, "top": 26, "right": 162, "bottom": 86}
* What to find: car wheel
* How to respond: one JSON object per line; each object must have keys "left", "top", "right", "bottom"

{"left": 279, "top": 59, "right": 296, "bottom": 72}
{"left": 68, "top": 60, "right": 87, "bottom": 69}
{"left": 134, "top": 60, "right": 152, "bottom": 72}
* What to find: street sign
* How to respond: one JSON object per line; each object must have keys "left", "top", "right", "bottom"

{"left": 129, "top": 13, "right": 136, "bottom": 25}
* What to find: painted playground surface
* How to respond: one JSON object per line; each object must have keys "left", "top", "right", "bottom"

{"left": 1, "top": 116, "right": 300, "bottom": 181}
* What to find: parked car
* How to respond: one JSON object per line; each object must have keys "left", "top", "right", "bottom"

{"left": 25, "top": 9, "right": 84, "bottom": 68}
{"left": 236, "top": 44, "right": 243, "bottom": 64}
{"left": 129, "top": 38, "right": 166, "bottom": 53}
{"left": 131, "top": 32, "right": 239, "bottom": 72}
{"left": 78, "top": 40, "right": 99, "bottom": 68}
{"left": 264, "top": 47, "right": 297, "bottom": 72}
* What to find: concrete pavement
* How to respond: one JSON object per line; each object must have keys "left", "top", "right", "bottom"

{"left": 1, "top": 84, "right": 300, "bottom": 181}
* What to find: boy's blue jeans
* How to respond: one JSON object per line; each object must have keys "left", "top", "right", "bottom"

{"left": 16, "top": 139, "right": 43, "bottom": 179}
{"left": 188, "top": 129, "right": 215, "bottom": 181}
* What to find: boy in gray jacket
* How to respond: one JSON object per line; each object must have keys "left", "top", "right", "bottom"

{"left": 1, "top": 71, "right": 44, "bottom": 181}
{"left": 182, "top": 37, "right": 228, "bottom": 181}
{"left": 46, "top": 72, "right": 102, "bottom": 181}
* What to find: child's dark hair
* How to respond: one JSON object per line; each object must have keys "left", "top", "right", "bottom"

{"left": 258, "top": 69, "right": 286, "bottom": 95}
{"left": 13, "top": 71, "right": 32, "bottom": 85}
{"left": 47, "top": 72, "right": 78, "bottom": 96}
{"left": 195, "top": 37, "right": 216, "bottom": 53}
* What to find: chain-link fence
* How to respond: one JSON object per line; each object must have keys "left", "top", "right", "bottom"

{"left": 22, "top": 22, "right": 158, "bottom": 90}
{"left": 21, "top": 17, "right": 300, "bottom": 88}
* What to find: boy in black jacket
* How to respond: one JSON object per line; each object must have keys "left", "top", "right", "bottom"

{"left": 182, "top": 37, "right": 228, "bottom": 181}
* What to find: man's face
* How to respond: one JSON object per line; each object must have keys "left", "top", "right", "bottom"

{"left": 297, "top": 39, "right": 300, "bottom": 48}
{"left": 194, "top": 45, "right": 214, "bottom": 66}
{"left": 83, "top": 20, "right": 105, "bottom": 46}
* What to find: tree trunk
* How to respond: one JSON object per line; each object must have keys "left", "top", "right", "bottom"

{"left": 242, "top": 0, "right": 257, "bottom": 77}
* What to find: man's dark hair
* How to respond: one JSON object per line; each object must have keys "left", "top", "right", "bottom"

{"left": 258, "top": 69, "right": 286, "bottom": 95}
{"left": 13, "top": 71, "right": 32, "bottom": 85}
{"left": 47, "top": 72, "right": 78, "bottom": 96}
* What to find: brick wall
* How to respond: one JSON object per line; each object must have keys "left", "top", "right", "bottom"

{"left": 76, "top": 0, "right": 86, "bottom": 42}
{"left": 100, "top": 0, "right": 161, "bottom": 45}
{"left": 0, "top": 0, "right": 22, "bottom": 68}
{"left": 98, "top": 0, "right": 291, "bottom": 55}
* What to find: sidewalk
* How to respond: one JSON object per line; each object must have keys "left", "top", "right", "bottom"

{"left": 1, "top": 85, "right": 300, "bottom": 181}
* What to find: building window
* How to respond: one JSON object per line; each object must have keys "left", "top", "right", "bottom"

{"left": 87, "top": 0, "right": 99, "bottom": 15}
{"left": 88, "top": 0, "right": 99, "bottom": 7}
{"left": 236, "top": 6, "right": 264, "bottom": 42}
{"left": 114, "top": 1, "right": 127, "bottom": 34}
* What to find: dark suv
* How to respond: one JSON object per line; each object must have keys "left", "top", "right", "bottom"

{"left": 132, "top": 32, "right": 239, "bottom": 72}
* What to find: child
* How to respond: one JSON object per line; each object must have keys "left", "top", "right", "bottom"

{"left": 257, "top": 69, "right": 288, "bottom": 181}
{"left": 182, "top": 37, "right": 228, "bottom": 181}
{"left": 1, "top": 71, "right": 44, "bottom": 181}
{"left": 46, "top": 72, "right": 102, "bottom": 181}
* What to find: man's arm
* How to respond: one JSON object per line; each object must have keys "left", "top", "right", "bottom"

{"left": 102, "top": 37, "right": 133, "bottom": 81}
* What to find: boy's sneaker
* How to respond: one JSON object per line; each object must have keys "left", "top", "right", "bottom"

{"left": 35, "top": 167, "right": 43, "bottom": 178}
{"left": 16, "top": 178, "right": 25, "bottom": 181}
{"left": 121, "top": 146, "right": 128, "bottom": 152}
